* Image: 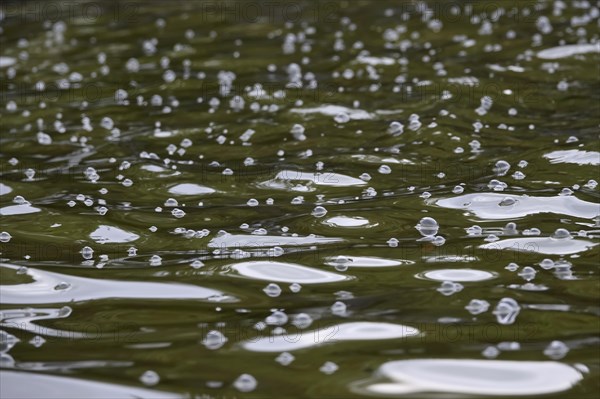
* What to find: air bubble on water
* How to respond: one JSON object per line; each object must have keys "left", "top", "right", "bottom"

{"left": 543, "top": 340, "right": 569, "bottom": 359}
{"left": 311, "top": 206, "right": 327, "bottom": 217}
{"left": 432, "top": 236, "right": 445, "bottom": 246}
{"left": 484, "top": 234, "right": 499, "bottom": 242}
{"left": 552, "top": 228, "right": 572, "bottom": 239}
{"left": 420, "top": 191, "right": 431, "bottom": 199}
{"left": 172, "top": 208, "right": 186, "bottom": 218}
{"left": 523, "top": 228, "right": 541, "bottom": 236}
{"left": 378, "top": 165, "right": 391, "bottom": 174}
{"left": 331, "top": 301, "right": 347, "bottom": 316}
{"left": 488, "top": 179, "right": 507, "bottom": 191}
{"left": 164, "top": 198, "right": 178, "bottom": 207}
{"left": 416, "top": 217, "right": 439, "bottom": 237}
{"left": 465, "top": 299, "right": 490, "bottom": 315}
{"left": 559, "top": 187, "right": 573, "bottom": 196}
{"left": 140, "top": 370, "right": 160, "bottom": 386}
{"left": 127, "top": 247, "right": 137, "bottom": 257}
{"left": 122, "top": 179, "right": 133, "bottom": 187}
{"left": 583, "top": 180, "right": 597, "bottom": 189}
{"left": 320, "top": 361, "right": 339, "bottom": 375}
{"left": 29, "top": 335, "right": 46, "bottom": 348}
{"left": 233, "top": 374, "right": 257, "bottom": 392}
{"left": 222, "top": 168, "right": 233, "bottom": 175}
{"left": 387, "top": 238, "right": 399, "bottom": 247}
{"left": 292, "top": 313, "right": 313, "bottom": 329}
{"left": 191, "top": 260, "right": 204, "bottom": 269}
{"left": 334, "top": 113, "right": 350, "bottom": 123}
{"left": 388, "top": 121, "right": 404, "bottom": 135}
{"left": 24, "top": 168, "right": 35, "bottom": 180}
{"left": 408, "top": 114, "right": 421, "bottom": 131}
{"left": 466, "top": 225, "right": 482, "bottom": 236}
{"left": 0, "top": 232, "right": 11, "bottom": 243}
{"left": 247, "top": 198, "right": 259, "bottom": 207}
{"left": 289, "top": 283, "right": 302, "bottom": 293}
{"left": 275, "top": 352, "right": 295, "bottom": 366}
{"left": 291, "top": 196, "right": 304, "bottom": 205}
{"left": 512, "top": 171, "right": 526, "bottom": 180}
{"left": 290, "top": 124, "right": 306, "bottom": 141}
{"left": 539, "top": 259, "right": 555, "bottom": 270}
{"left": 54, "top": 281, "right": 71, "bottom": 291}
{"left": 81, "top": 246, "right": 94, "bottom": 260}
{"left": 149, "top": 255, "right": 162, "bottom": 266}
{"left": 452, "top": 185, "right": 464, "bottom": 194}
{"left": 203, "top": 330, "right": 227, "bottom": 350}
{"left": 266, "top": 311, "right": 288, "bottom": 326}
{"left": 518, "top": 266, "right": 537, "bottom": 281}
{"left": 505, "top": 262, "right": 519, "bottom": 272}
{"left": 67, "top": 200, "right": 76, "bottom": 207}
{"left": 493, "top": 298, "right": 520, "bottom": 325}
{"left": 504, "top": 222, "right": 518, "bottom": 235}
{"left": 437, "top": 281, "right": 463, "bottom": 296}
{"left": 37, "top": 132, "right": 52, "bottom": 145}
{"left": 359, "top": 173, "right": 371, "bottom": 181}
{"left": 263, "top": 283, "right": 282, "bottom": 297}
{"left": 482, "top": 346, "right": 500, "bottom": 359}
{"left": 493, "top": 160, "right": 511, "bottom": 176}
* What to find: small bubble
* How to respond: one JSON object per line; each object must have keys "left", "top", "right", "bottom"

{"left": 311, "top": 206, "right": 327, "bottom": 217}
{"left": 319, "top": 361, "right": 339, "bottom": 375}
{"left": 140, "top": 370, "right": 160, "bottom": 386}
{"left": 263, "top": 283, "right": 282, "bottom": 297}
{"left": 233, "top": 374, "right": 257, "bottom": 392}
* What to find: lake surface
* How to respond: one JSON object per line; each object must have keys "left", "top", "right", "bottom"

{"left": 1, "top": 1, "right": 599, "bottom": 398}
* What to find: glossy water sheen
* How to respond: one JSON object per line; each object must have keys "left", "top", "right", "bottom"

{"left": 0, "top": 2, "right": 599, "bottom": 398}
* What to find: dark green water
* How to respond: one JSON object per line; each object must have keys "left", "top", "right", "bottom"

{"left": 1, "top": 1, "right": 599, "bottom": 398}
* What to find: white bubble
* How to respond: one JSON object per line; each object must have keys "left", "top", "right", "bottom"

{"left": 233, "top": 374, "right": 257, "bottom": 392}
{"left": 140, "top": 370, "right": 160, "bottom": 386}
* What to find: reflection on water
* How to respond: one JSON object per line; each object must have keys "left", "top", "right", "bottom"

{"left": 0, "top": 1, "right": 598, "bottom": 398}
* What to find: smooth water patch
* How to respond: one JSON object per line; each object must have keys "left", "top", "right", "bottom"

{"left": 260, "top": 170, "right": 367, "bottom": 189}
{"left": 208, "top": 233, "right": 343, "bottom": 248}
{"left": 435, "top": 193, "right": 599, "bottom": 219}
{"left": 480, "top": 237, "right": 598, "bottom": 255}
{"left": 0, "top": 263, "right": 233, "bottom": 304}
{"left": 168, "top": 183, "right": 215, "bottom": 195}
{"left": 223, "top": 261, "right": 349, "bottom": 284}
{"left": 90, "top": 225, "right": 140, "bottom": 244}
{"left": 0, "top": 370, "right": 179, "bottom": 399}
{"left": 242, "top": 322, "right": 420, "bottom": 352}
{"left": 355, "top": 359, "right": 584, "bottom": 396}
{"left": 0, "top": 56, "right": 17, "bottom": 68}
{"left": 418, "top": 269, "right": 497, "bottom": 282}
{"left": 324, "top": 256, "right": 412, "bottom": 268}
{"left": 537, "top": 43, "right": 600, "bottom": 59}
{"left": 543, "top": 150, "right": 600, "bottom": 166}
{"left": 322, "top": 216, "right": 373, "bottom": 228}
{"left": 0, "top": 204, "right": 41, "bottom": 216}
{"left": 290, "top": 105, "right": 373, "bottom": 120}
{"left": 0, "top": 182, "right": 13, "bottom": 196}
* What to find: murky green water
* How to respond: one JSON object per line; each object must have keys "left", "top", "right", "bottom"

{"left": 1, "top": 1, "right": 599, "bottom": 398}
